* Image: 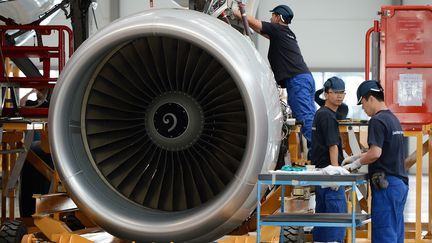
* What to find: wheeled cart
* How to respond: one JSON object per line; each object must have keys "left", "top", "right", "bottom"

{"left": 256, "top": 173, "right": 370, "bottom": 243}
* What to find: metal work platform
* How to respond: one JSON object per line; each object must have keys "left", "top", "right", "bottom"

{"left": 256, "top": 173, "right": 370, "bottom": 243}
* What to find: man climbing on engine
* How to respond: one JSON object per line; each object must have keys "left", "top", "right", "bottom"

{"left": 233, "top": 4, "right": 316, "bottom": 159}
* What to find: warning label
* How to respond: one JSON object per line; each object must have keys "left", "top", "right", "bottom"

{"left": 397, "top": 40, "right": 424, "bottom": 55}
{"left": 397, "top": 17, "right": 423, "bottom": 31}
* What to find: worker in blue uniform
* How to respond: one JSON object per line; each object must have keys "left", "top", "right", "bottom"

{"left": 343, "top": 80, "right": 408, "bottom": 243}
{"left": 311, "top": 77, "right": 347, "bottom": 243}
{"left": 233, "top": 4, "right": 316, "bottom": 159}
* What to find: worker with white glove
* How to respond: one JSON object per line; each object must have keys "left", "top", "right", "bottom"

{"left": 311, "top": 77, "right": 347, "bottom": 243}
{"left": 354, "top": 80, "right": 408, "bottom": 243}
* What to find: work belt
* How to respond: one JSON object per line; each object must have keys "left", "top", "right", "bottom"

{"left": 371, "top": 172, "right": 389, "bottom": 189}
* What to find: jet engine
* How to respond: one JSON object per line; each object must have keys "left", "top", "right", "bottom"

{"left": 49, "top": 8, "right": 282, "bottom": 242}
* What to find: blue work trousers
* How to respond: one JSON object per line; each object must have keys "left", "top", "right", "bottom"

{"left": 284, "top": 73, "right": 316, "bottom": 159}
{"left": 371, "top": 175, "right": 408, "bottom": 243}
{"left": 313, "top": 186, "right": 347, "bottom": 242}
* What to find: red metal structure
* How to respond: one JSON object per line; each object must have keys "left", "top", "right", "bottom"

{"left": 366, "top": 6, "right": 432, "bottom": 130}
{"left": 366, "top": 7, "right": 432, "bottom": 241}
{"left": 0, "top": 25, "right": 73, "bottom": 116}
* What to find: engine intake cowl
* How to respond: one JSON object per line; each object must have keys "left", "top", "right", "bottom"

{"left": 49, "top": 8, "right": 282, "bottom": 242}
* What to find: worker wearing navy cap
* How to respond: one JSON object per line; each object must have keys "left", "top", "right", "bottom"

{"left": 314, "top": 88, "right": 349, "bottom": 120}
{"left": 311, "top": 76, "right": 347, "bottom": 243}
{"left": 343, "top": 80, "right": 408, "bottom": 243}
{"left": 233, "top": 4, "right": 316, "bottom": 159}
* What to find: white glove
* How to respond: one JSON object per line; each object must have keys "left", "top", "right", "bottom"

{"left": 321, "top": 165, "right": 350, "bottom": 176}
{"left": 228, "top": 0, "right": 239, "bottom": 11}
{"left": 343, "top": 158, "right": 362, "bottom": 172}
{"left": 320, "top": 165, "right": 349, "bottom": 191}
{"left": 321, "top": 183, "right": 340, "bottom": 191}
{"left": 342, "top": 154, "right": 361, "bottom": 166}
{"left": 227, "top": 0, "right": 240, "bottom": 18}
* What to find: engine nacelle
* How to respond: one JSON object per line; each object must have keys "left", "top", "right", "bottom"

{"left": 49, "top": 8, "right": 282, "bottom": 242}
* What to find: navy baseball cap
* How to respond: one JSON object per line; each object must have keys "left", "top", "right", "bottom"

{"left": 270, "top": 5, "right": 294, "bottom": 23}
{"left": 356, "top": 80, "right": 383, "bottom": 105}
{"left": 323, "top": 76, "right": 345, "bottom": 92}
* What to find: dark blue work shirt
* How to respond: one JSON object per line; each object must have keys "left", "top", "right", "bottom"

{"left": 261, "top": 22, "right": 310, "bottom": 87}
{"left": 311, "top": 106, "right": 343, "bottom": 168}
{"left": 368, "top": 110, "right": 408, "bottom": 183}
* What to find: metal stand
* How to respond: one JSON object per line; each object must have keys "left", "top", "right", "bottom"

{"left": 256, "top": 173, "right": 370, "bottom": 243}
